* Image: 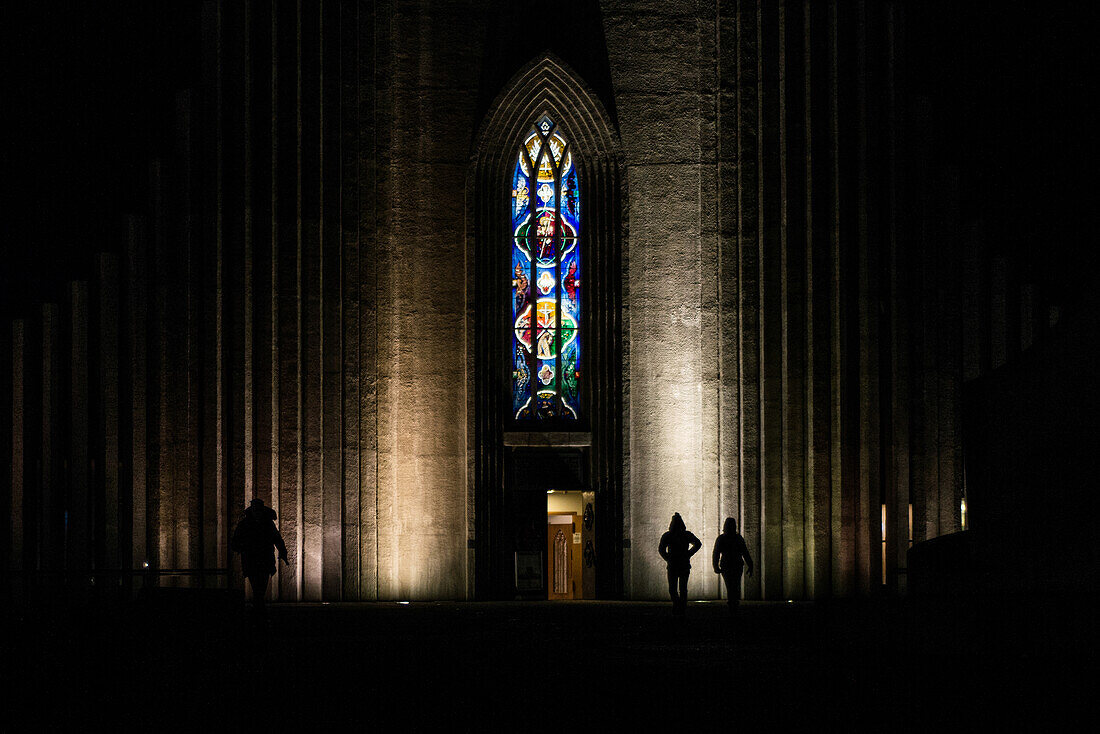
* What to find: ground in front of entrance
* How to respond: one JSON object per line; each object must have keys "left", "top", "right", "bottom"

{"left": 3, "top": 594, "right": 1091, "bottom": 729}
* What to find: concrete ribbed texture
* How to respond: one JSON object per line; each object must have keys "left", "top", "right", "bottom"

{"left": 2, "top": 0, "right": 998, "bottom": 602}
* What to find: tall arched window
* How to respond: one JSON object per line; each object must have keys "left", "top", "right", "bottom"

{"left": 510, "top": 115, "right": 580, "bottom": 421}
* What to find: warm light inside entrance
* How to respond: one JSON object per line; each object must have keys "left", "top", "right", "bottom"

{"left": 881, "top": 504, "right": 886, "bottom": 585}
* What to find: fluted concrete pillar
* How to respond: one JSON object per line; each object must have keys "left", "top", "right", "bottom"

{"left": 40, "top": 304, "right": 61, "bottom": 571}
{"left": 11, "top": 321, "right": 26, "bottom": 586}
{"left": 97, "top": 256, "right": 121, "bottom": 571}
{"left": 606, "top": 0, "right": 715, "bottom": 600}
{"left": 126, "top": 222, "right": 148, "bottom": 570}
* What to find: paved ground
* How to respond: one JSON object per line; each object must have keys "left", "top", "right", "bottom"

{"left": 2, "top": 593, "right": 1092, "bottom": 729}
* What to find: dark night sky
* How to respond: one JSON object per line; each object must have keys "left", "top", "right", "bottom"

{"left": 1, "top": 2, "right": 199, "bottom": 317}
{"left": 1, "top": 1, "right": 1095, "bottom": 318}
{"left": 908, "top": 1, "right": 1098, "bottom": 303}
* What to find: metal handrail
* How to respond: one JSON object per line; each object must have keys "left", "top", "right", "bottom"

{"left": 7, "top": 568, "right": 229, "bottom": 577}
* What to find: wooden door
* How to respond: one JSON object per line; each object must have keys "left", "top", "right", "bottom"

{"left": 547, "top": 515, "right": 576, "bottom": 600}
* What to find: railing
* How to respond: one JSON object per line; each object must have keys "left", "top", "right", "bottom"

{"left": 6, "top": 568, "right": 232, "bottom": 595}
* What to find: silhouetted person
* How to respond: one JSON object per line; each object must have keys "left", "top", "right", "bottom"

{"left": 231, "top": 498, "right": 288, "bottom": 616}
{"left": 658, "top": 513, "right": 702, "bottom": 617}
{"left": 713, "top": 517, "right": 753, "bottom": 615}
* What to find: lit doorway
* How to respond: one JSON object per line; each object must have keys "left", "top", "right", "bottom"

{"left": 546, "top": 490, "right": 594, "bottom": 600}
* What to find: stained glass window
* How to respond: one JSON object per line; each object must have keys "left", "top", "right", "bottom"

{"left": 511, "top": 115, "right": 581, "bottom": 422}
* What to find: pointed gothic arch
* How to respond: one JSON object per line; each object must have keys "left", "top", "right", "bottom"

{"left": 467, "top": 54, "right": 625, "bottom": 599}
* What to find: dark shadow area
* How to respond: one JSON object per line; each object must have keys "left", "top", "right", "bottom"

{"left": 2, "top": 597, "right": 1092, "bottom": 728}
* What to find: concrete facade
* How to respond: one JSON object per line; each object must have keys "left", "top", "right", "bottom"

{"left": 2, "top": 0, "right": 1013, "bottom": 602}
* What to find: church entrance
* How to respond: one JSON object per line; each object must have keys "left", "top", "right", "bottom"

{"left": 505, "top": 446, "right": 595, "bottom": 600}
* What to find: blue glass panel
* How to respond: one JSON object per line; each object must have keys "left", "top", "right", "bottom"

{"left": 512, "top": 159, "right": 531, "bottom": 230}
{"left": 509, "top": 117, "right": 582, "bottom": 424}
{"left": 561, "top": 338, "right": 579, "bottom": 420}
{"left": 513, "top": 244, "right": 531, "bottom": 322}
{"left": 513, "top": 341, "right": 531, "bottom": 416}
{"left": 562, "top": 166, "right": 580, "bottom": 236}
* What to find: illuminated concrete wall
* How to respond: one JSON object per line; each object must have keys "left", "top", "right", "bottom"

{"left": 606, "top": 0, "right": 721, "bottom": 600}
{"left": 374, "top": 1, "right": 484, "bottom": 600}
{"left": 3, "top": 0, "right": 1018, "bottom": 602}
{"left": 609, "top": 0, "right": 973, "bottom": 599}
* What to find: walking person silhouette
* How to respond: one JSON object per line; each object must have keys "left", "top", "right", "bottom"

{"left": 231, "top": 498, "right": 288, "bottom": 617}
{"left": 658, "top": 513, "right": 702, "bottom": 617}
{"left": 713, "top": 517, "right": 753, "bottom": 615}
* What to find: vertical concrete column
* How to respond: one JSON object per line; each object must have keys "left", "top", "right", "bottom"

{"left": 885, "top": 3, "right": 910, "bottom": 592}
{"left": 0, "top": 324, "right": 11, "bottom": 591}
{"left": 1004, "top": 254, "right": 1021, "bottom": 366}
{"left": 833, "top": 0, "right": 862, "bottom": 596}
{"left": 733, "top": 0, "right": 764, "bottom": 600}
{"left": 319, "top": 0, "right": 344, "bottom": 601}
{"left": 806, "top": 0, "right": 837, "bottom": 598}
{"left": 990, "top": 257, "right": 1007, "bottom": 370}
{"left": 40, "top": 304, "right": 61, "bottom": 570}
{"left": 198, "top": 0, "right": 228, "bottom": 576}
{"left": 126, "top": 223, "right": 148, "bottom": 570}
{"left": 758, "top": 0, "right": 785, "bottom": 600}
{"left": 246, "top": 0, "right": 275, "bottom": 528}
{"left": 937, "top": 170, "right": 963, "bottom": 536}
{"left": 373, "top": 0, "right": 395, "bottom": 600}
{"left": 172, "top": 91, "right": 198, "bottom": 573}
{"left": 11, "top": 321, "right": 25, "bottom": 586}
{"left": 961, "top": 220, "right": 984, "bottom": 382}
{"left": 374, "top": 0, "right": 401, "bottom": 600}
{"left": 376, "top": 0, "right": 472, "bottom": 600}
{"left": 338, "top": 0, "right": 365, "bottom": 601}
{"left": 185, "top": 101, "right": 204, "bottom": 581}
{"left": 1019, "top": 284, "right": 1035, "bottom": 352}
{"left": 910, "top": 101, "right": 937, "bottom": 543}
{"left": 274, "top": 0, "right": 302, "bottom": 599}
{"left": 717, "top": 0, "right": 741, "bottom": 601}
{"left": 199, "top": 0, "right": 217, "bottom": 581}
{"left": 829, "top": 0, "right": 851, "bottom": 594}
{"left": 356, "top": 0, "right": 382, "bottom": 598}
{"left": 778, "top": 0, "right": 809, "bottom": 599}
{"left": 242, "top": 0, "right": 257, "bottom": 511}
{"left": 337, "top": 0, "right": 359, "bottom": 600}
{"left": 255, "top": 0, "right": 277, "bottom": 603}
{"left": 150, "top": 158, "right": 173, "bottom": 571}
{"left": 855, "top": 0, "right": 882, "bottom": 593}
{"left": 69, "top": 283, "right": 90, "bottom": 576}
{"left": 300, "top": 0, "right": 324, "bottom": 601}
{"left": 221, "top": 0, "right": 248, "bottom": 581}
{"left": 607, "top": 0, "right": 710, "bottom": 599}
{"left": 98, "top": 256, "right": 121, "bottom": 571}
{"left": 694, "top": 0, "right": 721, "bottom": 602}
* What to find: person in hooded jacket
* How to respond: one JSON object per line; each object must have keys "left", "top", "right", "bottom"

{"left": 658, "top": 513, "right": 702, "bottom": 617}
{"left": 712, "top": 516, "right": 754, "bottom": 615}
{"left": 231, "top": 498, "right": 288, "bottom": 615}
